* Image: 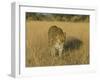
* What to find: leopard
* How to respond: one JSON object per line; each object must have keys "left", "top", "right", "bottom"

{"left": 48, "top": 25, "right": 66, "bottom": 57}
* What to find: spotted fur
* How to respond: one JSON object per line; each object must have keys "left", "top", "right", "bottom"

{"left": 48, "top": 25, "right": 66, "bottom": 57}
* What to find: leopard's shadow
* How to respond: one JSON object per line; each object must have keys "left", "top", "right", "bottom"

{"left": 63, "top": 37, "right": 83, "bottom": 53}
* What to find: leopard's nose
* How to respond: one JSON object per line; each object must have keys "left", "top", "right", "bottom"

{"left": 58, "top": 43, "right": 61, "bottom": 46}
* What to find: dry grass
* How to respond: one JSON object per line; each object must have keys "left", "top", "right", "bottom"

{"left": 26, "top": 21, "right": 89, "bottom": 67}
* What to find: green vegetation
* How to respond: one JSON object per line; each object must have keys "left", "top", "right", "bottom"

{"left": 26, "top": 12, "right": 89, "bottom": 22}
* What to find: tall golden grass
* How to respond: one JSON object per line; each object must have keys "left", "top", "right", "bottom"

{"left": 26, "top": 21, "right": 89, "bottom": 67}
